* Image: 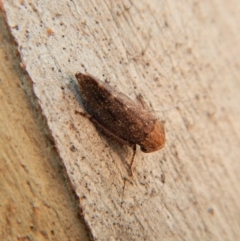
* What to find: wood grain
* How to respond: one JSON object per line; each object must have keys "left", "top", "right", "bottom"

{"left": 0, "top": 9, "right": 90, "bottom": 241}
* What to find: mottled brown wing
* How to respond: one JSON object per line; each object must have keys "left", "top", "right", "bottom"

{"left": 75, "top": 73, "right": 157, "bottom": 145}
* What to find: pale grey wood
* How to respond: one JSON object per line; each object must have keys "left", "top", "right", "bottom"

{"left": 2, "top": 0, "right": 240, "bottom": 240}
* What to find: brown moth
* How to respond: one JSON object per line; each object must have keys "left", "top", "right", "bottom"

{"left": 75, "top": 73, "right": 165, "bottom": 173}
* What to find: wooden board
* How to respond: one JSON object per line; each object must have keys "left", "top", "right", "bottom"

{"left": 1, "top": 0, "right": 240, "bottom": 240}
{"left": 0, "top": 10, "right": 90, "bottom": 241}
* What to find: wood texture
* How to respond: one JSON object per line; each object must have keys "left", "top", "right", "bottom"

{"left": 1, "top": 0, "right": 240, "bottom": 240}
{"left": 0, "top": 10, "right": 89, "bottom": 241}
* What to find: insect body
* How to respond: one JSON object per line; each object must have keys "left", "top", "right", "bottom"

{"left": 75, "top": 73, "right": 165, "bottom": 172}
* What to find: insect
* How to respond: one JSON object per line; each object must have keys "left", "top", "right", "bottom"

{"left": 75, "top": 73, "right": 165, "bottom": 174}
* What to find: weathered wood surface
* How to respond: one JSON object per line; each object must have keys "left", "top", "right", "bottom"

{"left": 0, "top": 11, "right": 90, "bottom": 241}
{"left": 1, "top": 0, "right": 240, "bottom": 240}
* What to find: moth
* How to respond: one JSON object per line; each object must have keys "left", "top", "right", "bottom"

{"left": 75, "top": 73, "right": 165, "bottom": 174}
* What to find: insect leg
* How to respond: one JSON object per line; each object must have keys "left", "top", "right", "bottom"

{"left": 137, "top": 94, "right": 149, "bottom": 109}
{"left": 75, "top": 110, "right": 135, "bottom": 175}
{"left": 129, "top": 144, "right": 136, "bottom": 176}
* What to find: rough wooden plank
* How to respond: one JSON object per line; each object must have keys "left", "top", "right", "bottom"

{"left": 0, "top": 11, "right": 90, "bottom": 241}
{"left": 2, "top": 0, "right": 240, "bottom": 240}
